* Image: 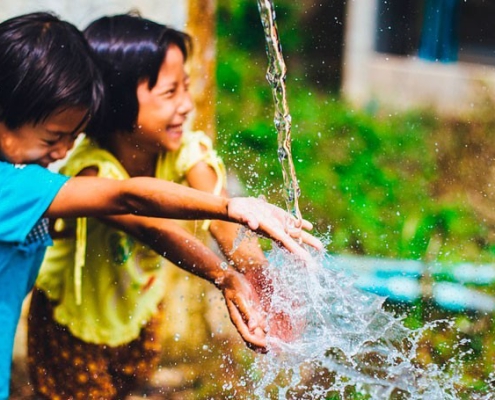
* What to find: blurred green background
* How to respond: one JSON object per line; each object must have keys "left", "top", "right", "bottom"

{"left": 214, "top": 1, "right": 495, "bottom": 397}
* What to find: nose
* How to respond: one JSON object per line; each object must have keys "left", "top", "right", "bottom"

{"left": 178, "top": 91, "right": 194, "bottom": 116}
{"left": 49, "top": 145, "right": 69, "bottom": 161}
{"left": 49, "top": 136, "right": 76, "bottom": 161}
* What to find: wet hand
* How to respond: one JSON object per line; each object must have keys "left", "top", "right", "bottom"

{"left": 216, "top": 267, "right": 268, "bottom": 353}
{"left": 244, "top": 266, "right": 305, "bottom": 347}
{"left": 227, "top": 197, "right": 323, "bottom": 262}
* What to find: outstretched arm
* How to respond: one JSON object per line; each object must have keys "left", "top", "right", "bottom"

{"left": 45, "top": 175, "right": 322, "bottom": 258}
{"left": 101, "top": 213, "right": 268, "bottom": 352}
{"left": 50, "top": 167, "right": 270, "bottom": 350}
{"left": 187, "top": 161, "right": 302, "bottom": 341}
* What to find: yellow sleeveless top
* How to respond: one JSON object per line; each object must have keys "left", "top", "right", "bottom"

{"left": 35, "top": 131, "right": 226, "bottom": 346}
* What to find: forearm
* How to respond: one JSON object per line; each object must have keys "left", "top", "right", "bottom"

{"left": 105, "top": 215, "right": 230, "bottom": 286}
{"left": 121, "top": 177, "right": 231, "bottom": 221}
{"left": 209, "top": 220, "right": 268, "bottom": 273}
{"left": 101, "top": 214, "right": 267, "bottom": 351}
{"left": 47, "top": 175, "right": 322, "bottom": 259}
{"left": 47, "top": 176, "right": 229, "bottom": 221}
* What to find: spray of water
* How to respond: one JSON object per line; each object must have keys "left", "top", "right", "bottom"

{"left": 249, "top": 247, "right": 477, "bottom": 399}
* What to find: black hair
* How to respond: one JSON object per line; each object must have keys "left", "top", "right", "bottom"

{"left": 0, "top": 12, "right": 104, "bottom": 129}
{"left": 83, "top": 13, "right": 192, "bottom": 146}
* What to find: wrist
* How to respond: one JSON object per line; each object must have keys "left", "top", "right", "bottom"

{"left": 235, "top": 256, "right": 268, "bottom": 274}
{"left": 213, "top": 262, "right": 237, "bottom": 289}
{"left": 225, "top": 197, "right": 232, "bottom": 221}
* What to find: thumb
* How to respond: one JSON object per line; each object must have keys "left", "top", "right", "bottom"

{"left": 244, "top": 211, "right": 260, "bottom": 231}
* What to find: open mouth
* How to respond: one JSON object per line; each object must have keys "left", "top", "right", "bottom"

{"left": 166, "top": 124, "right": 184, "bottom": 139}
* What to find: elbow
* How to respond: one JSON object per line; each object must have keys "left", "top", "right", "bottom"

{"left": 116, "top": 179, "right": 147, "bottom": 215}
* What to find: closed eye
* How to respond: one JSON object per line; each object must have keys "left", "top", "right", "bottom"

{"left": 43, "top": 138, "right": 59, "bottom": 146}
{"left": 159, "top": 86, "right": 177, "bottom": 97}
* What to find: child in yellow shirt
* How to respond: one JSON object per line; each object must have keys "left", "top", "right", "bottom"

{"left": 27, "top": 12, "right": 322, "bottom": 399}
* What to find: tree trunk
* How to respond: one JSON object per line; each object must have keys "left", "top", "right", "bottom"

{"left": 187, "top": 0, "right": 217, "bottom": 139}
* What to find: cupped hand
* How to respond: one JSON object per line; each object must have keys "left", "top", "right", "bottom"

{"left": 244, "top": 266, "right": 306, "bottom": 346}
{"left": 216, "top": 267, "right": 268, "bottom": 353}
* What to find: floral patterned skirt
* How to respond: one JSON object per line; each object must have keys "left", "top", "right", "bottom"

{"left": 27, "top": 288, "right": 163, "bottom": 400}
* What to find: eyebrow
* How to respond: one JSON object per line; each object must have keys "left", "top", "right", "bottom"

{"left": 46, "top": 111, "right": 91, "bottom": 139}
{"left": 46, "top": 111, "right": 91, "bottom": 138}
{"left": 71, "top": 111, "right": 91, "bottom": 136}
{"left": 156, "top": 73, "right": 190, "bottom": 91}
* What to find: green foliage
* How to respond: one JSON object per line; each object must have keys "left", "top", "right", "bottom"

{"left": 216, "top": 2, "right": 495, "bottom": 264}
{"left": 217, "top": 74, "right": 492, "bottom": 263}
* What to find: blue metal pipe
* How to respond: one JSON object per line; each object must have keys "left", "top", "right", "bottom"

{"left": 326, "top": 254, "right": 495, "bottom": 313}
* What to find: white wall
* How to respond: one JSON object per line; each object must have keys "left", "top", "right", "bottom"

{"left": 341, "top": 0, "right": 378, "bottom": 109}
{"left": 0, "top": 0, "right": 187, "bottom": 30}
{"left": 0, "top": 1, "right": 190, "bottom": 172}
{"left": 342, "top": 0, "right": 495, "bottom": 115}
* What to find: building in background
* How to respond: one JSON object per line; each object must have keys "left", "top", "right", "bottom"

{"left": 343, "top": 0, "right": 495, "bottom": 114}
{"left": 0, "top": 0, "right": 187, "bottom": 34}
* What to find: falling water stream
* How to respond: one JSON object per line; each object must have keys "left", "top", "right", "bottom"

{"left": 248, "top": 1, "right": 493, "bottom": 399}
{"left": 256, "top": 0, "right": 303, "bottom": 232}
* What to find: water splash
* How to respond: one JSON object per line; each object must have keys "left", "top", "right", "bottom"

{"left": 249, "top": 247, "right": 485, "bottom": 399}
{"left": 257, "top": 0, "right": 302, "bottom": 232}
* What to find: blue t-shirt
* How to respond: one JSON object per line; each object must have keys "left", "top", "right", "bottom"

{"left": 0, "top": 161, "right": 69, "bottom": 399}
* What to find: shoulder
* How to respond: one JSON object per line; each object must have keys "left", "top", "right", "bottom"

{"left": 176, "top": 130, "right": 218, "bottom": 166}
{"left": 61, "top": 137, "right": 128, "bottom": 179}
{"left": 0, "top": 162, "right": 69, "bottom": 243}
{"left": 181, "top": 130, "right": 214, "bottom": 148}
{"left": 0, "top": 161, "right": 68, "bottom": 189}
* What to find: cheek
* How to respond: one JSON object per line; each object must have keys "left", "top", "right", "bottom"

{"left": 142, "top": 109, "right": 173, "bottom": 131}
{"left": 0, "top": 136, "right": 44, "bottom": 162}
{"left": 19, "top": 137, "right": 50, "bottom": 160}
{"left": 21, "top": 146, "right": 49, "bottom": 161}
{"left": 152, "top": 100, "right": 176, "bottom": 121}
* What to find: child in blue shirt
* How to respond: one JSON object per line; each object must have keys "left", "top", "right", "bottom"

{"left": 0, "top": 12, "right": 321, "bottom": 399}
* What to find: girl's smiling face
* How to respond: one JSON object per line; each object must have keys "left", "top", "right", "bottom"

{"left": 0, "top": 107, "right": 88, "bottom": 167}
{"left": 133, "top": 44, "right": 194, "bottom": 153}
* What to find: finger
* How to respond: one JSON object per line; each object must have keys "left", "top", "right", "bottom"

{"left": 244, "top": 212, "right": 261, "bottom": 231}
{"left": 233, "top": 288, "right": 265, "bottom": 333}
{"left": 226, "top": 299, "right": 267, "bottom": 352}
{"left": 285, "top": 216, "right": 313, "bottom": 232}
{"left": 283, "top": 216, "right": 323, "bottom": 251}
{"left": 259, "top": 222, "right": 311, "bottom": 258}
{"left": 299, "top": 230, "right": 324, "bottom": 251}
{"left": 300, "top": 218, "right": 314, "bottom": 231}
{"left": 268, "top": 209, "right": 321, "bottom": 246}
{"left": 256, "top": 309, "right": 268, "bottom": 333}
{"left": 226, "top": 283, "right": 267, "bottom": 340}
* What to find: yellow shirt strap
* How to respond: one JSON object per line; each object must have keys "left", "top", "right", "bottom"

{"left": 201, "top": 160, "right": 226, "bottom": 231}
{"left": 74, "top": 217, "right": 87, "bottom": 305}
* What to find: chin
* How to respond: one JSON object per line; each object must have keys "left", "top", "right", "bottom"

{"left": 163, "top": 140, "right": 182, "bottom": 152}
{"left": 12, "top": 158, "right": 46, "bottom": 167}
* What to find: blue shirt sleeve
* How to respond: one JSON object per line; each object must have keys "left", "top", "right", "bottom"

{"left": 0, "top": 161, "right": 69, "bottom": 243}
